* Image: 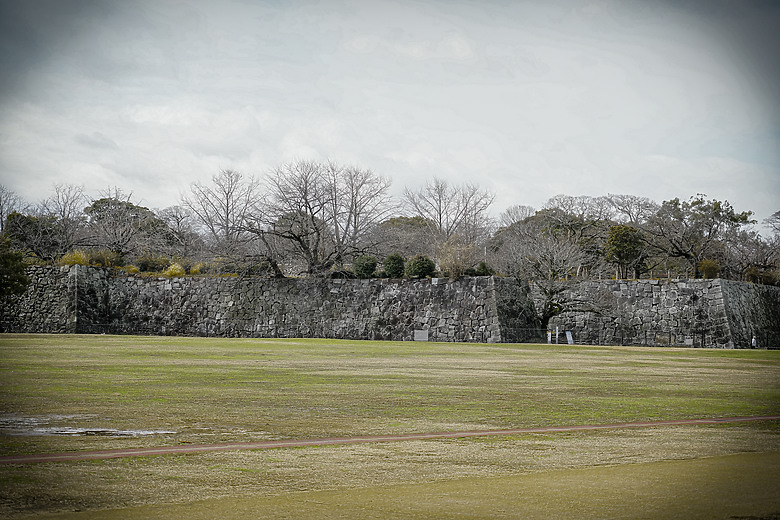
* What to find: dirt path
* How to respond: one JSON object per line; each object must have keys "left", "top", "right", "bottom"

{"left": 2, "top": 415, "right": 778, "bottom": 465}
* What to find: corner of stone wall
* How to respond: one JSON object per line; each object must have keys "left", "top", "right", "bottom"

{"left": 492, "top": 276, "right": 540, "bottom": 343}
{"left": 720, "top": 279, "right": 780, "bottom": 348}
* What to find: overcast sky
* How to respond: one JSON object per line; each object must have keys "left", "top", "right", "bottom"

{"left": 1, "top": 0, "right": 778, "bottom": 223}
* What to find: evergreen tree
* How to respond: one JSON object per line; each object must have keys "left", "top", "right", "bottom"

{"left": 0, "top": 236, "right": 29, "bottom": 297}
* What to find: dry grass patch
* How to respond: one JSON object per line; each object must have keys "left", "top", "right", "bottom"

{"left": 1, "top": 427, "right": 778, "bottom": 518}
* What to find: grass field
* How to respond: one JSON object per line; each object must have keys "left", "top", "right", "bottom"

{"left": 1, "top": 334, "right": 779, "bottom": 518}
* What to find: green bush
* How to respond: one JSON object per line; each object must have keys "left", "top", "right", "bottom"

{"left": 383, "top": 253, "right": 405, "bottom": 278}
{"left": 0, "top": 236, "right": 29, "bottom": 297}
{"left": 405, "top": 255, "right": 436, "bottom": 279}
{"left": 353, "top": 255, "right": 378, "bottom": 279}
{"left": 465, "top": 262, "right": 495, "bottom": 276}
{"left": 475, "top": 261, "right": 494, "bottom": 276}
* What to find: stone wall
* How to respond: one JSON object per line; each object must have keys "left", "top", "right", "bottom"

{"left": 2, "top": 267, "right": 778, "bottom": 347}
{"left": 106, "top": 274, "right": 508, "bottom": 342}
{"left": 0, "top": 266, "right": 75, "bottom": 333}
{"left": 0, "top": 265, "right": 113, "bottom": 334}
{"left": 720, "top": 279, "right": 780, "bottom": 348}
{"left": 544, "top": 279, "right": 780, "bottom": 348}
{"left": 1, "top": 266, "right": 534, "bottom": 343}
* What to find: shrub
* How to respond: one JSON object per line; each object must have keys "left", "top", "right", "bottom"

{"left": 383, "top": 253, "right": 405, "bottom": 278}
{"left": 211, "top": 257, "right": 276, "bottom": 277}
{"left": 22, "top": 257, "right": 49, "bottom": 267}
{"left": 437, "top": 237, "right": 477, "bottom": 280}
{"left": 57, "top": 250, "right": 89, "bottom": 266}
{"left": 475, "top": 261, "right": 495, "bottom": 276}
{"left": 88, "top": 250, "right": 123, "bottom": 268}
{"left": 191, "top": 262, "right": 222, "bottom": 275}
{"left": 745, "top": 266, "right": 779, "bottom": 286}
{"left": 0, "top": 236, "right": 29, "bottom": 297}
{"left": 353, "top": 255, "right": 378, "bottom": 279}
{"left": 136, "top": 253, "right": 170, "bottom": 273}
{"left": 163, "top": 263, "right": 186, "bottom": 277}
{"left": 465, "top": 262, "right": 495, "bottom": 276}
{"left": 122, "top": 265, "right": 140, "bottom": 274}
{"left": 698, "top": 259, "right": 720, "bottom": 279}
{"left": 405, "top": 255, "right": 436, "bottom": 279}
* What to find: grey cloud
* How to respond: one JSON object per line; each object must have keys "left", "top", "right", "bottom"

{"left": 0, "top": 1, "right": 116, "bottom": 100}
{"left": 74, "top": 132, "right": 119, "bottom": 150}
{"left": 0, "top": 0, "right": 778, "bottom": 221}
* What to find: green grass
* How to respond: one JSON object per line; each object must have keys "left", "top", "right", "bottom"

{"left": 1, "top": 334, "right": 779, "bottom": 518}
{"left": 1, "top": 334, "right": 778, "bottom": 453}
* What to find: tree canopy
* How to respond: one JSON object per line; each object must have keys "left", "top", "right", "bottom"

{"left": 0, "top": 176, "right": 775, "bottom": 290}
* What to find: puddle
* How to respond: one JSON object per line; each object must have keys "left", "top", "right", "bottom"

{"left": 22, "top": 427, "right": 178, "bottom": 437}
{"left": 0, "top": 414, "right": 176, "bottom": 437}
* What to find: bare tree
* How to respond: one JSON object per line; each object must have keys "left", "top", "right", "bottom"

{"left": 4, "top": 212, "right": 60, "bottom": 261}
{"left": 765, "top": 211, "right": 780, "bottom": 277}
{"left": 84, "top": 187, "right": 173, "bottom": 260}
{"left": 403, "top": 177, "right": 494, "bottom": 244}
{"left": 606, "top": 194, "right": 659, "bottom": 225}
{"left": 246, "top": 160, "right": 393, "bottom": 276}
{"left": 764, "top": 210, "right": 780, "bottom": 237}
{"left": 40, "top": 183, "right": 86, "bottom": 222}
{"left": 39, "top": 183, "right": 88, "bottom": 253}
{"left": 540, "top": 194, "right": 613, "bottom": 241}
{"left": 0, "top": 184, "right": 26, "bottom": 233}
{"left": 4, "top": 184, "right": 86, "bottom": 260}
{"left": 402, "top": 177, "right": 494, "bottom": 273}
{"left": 249, "top": 160, "right": 333, "bottom": 275}
{"left": 181, "top": 169, "right": 260, "bottom": 256}
{"left": 156, "top": 205, "right": 204, "bottom": 259}
{"left": 495, "top": 217, "right": 592, "bottom": 330}
{"left": 369, "top": 215, "right": 434, "bottom": 260}
{"left": 328, "top": 162, "right": 395, "bottom": 263}
{"left": 438, "top": 234, "right": 480, "bottom": 279}
{"left": 543, "top": 194, "right": 614, "bottom": 222}
{"left": 498, "top": 204, "right": 535, "bottom": 228}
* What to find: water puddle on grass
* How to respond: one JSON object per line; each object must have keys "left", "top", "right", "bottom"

{"left": 0, "top": 414, "right": 176, "bottom": 437}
